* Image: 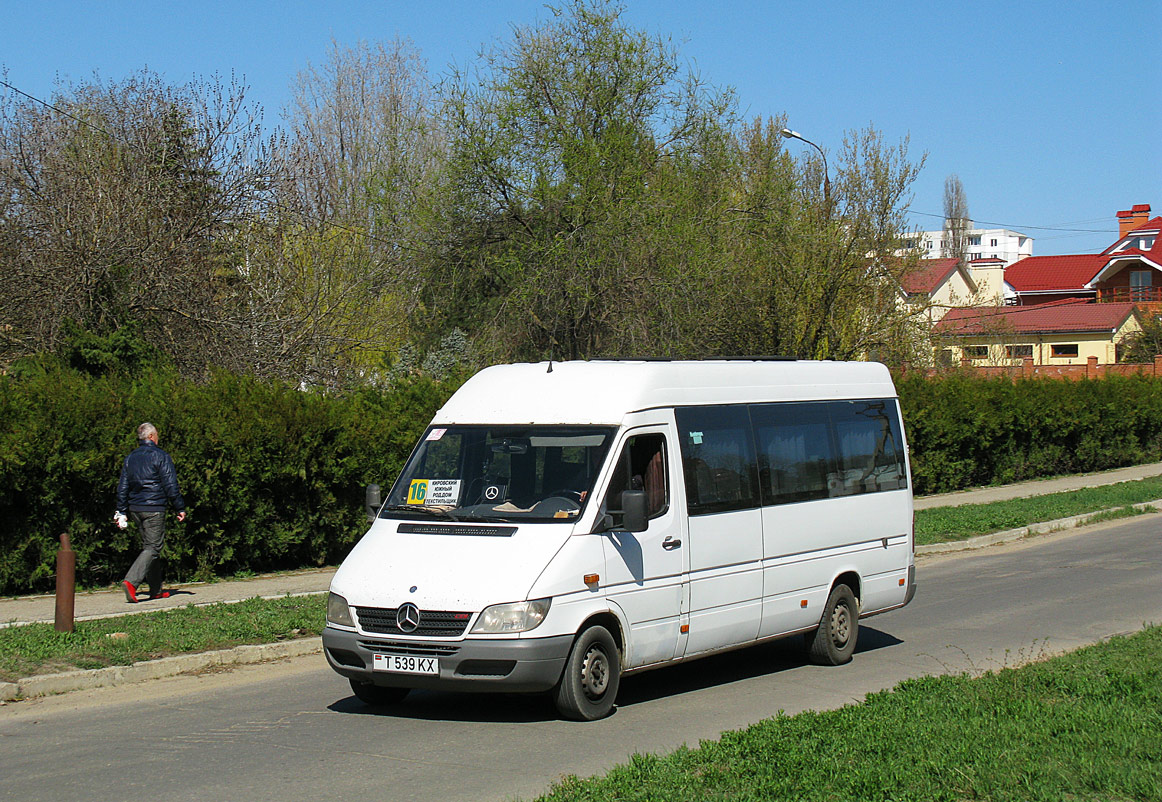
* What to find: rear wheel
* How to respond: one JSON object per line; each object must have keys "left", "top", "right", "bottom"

{"left": 349, "top": 678, "right": 409, "bottom": 707}
{"left": 808, "top": 584, "right": 858, "bottom": 665}
{"left": 553, "top": 625, "right": 620, "bottom": 721}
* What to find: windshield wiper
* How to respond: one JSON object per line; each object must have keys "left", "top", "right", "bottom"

{"left": 382, "top": 504, "right": 460, "bottom": 520}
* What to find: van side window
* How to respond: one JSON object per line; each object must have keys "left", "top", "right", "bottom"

{"left": 675, "top": 406, "right": 760, "bottom": 516}
{"left": 604, "top": 434, "right": 669, "bottom": 521}
{"left": 830, "top": 400, "right": 907, "bottom": 494}
{"left": 751, "top": 402, "right": 835, "bottom": 504}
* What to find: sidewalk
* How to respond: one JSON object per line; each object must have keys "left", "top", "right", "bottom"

{"left": 3, "top": 461, "right": 1161, "bottom": 701}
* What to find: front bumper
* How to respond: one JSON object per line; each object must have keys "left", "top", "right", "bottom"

{"left": 322, "top": 626, "right": 573, "bottom": 693}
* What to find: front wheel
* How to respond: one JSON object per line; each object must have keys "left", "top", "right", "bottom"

{"left": 807, "top": 584, "right": 858, "bottom": 666}
{"left": 553, "top": 625, "right": 620, "bottom": 721}
{"left": 349, "top": 678, "right": 409, "bottom": 707}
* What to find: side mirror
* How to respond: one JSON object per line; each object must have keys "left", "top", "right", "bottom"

{"left": 621, "top": 490, "right": 648, "bottom": 533}
{"left": 365, "top": 483, "right": 382, "bottom": 523}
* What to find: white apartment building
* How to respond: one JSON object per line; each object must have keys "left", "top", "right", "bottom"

{"left": 905, "top": 223, "right": 1034, "bottom": 267}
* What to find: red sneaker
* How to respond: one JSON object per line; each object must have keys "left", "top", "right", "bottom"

{"left": 150, "top": 591, "right": 172, "bottom": 599}
{"left": 122, "top": 581, "right": 138, "bottom": 603}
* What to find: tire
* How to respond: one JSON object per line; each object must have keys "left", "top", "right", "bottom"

{"left": 349, "top": 678, "right": 410, "bottom": 707}
{"left": 807, "top": 584, "right": 858, "bottom": 666}
{"left": 553, "top": 625, "right": 621, "bottom": 721}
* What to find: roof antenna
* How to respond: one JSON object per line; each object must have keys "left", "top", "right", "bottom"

{"left": 547, "top": 359, "right": 554, "bottom": 373}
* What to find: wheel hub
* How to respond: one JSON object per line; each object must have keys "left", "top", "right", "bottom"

{"left": 580, "top": 646, "right": 609, "bottom": 699}
{"left": 831, "top": 603, "right": 851, "bottom": 647}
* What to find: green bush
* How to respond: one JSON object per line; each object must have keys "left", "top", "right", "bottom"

{"left": 5, "top": 362, "right": 1162, "bottom": 594}
{"left": 898, "top": 373, "right": 1162, "bottom": 494}
{"left": 0, "top": 359, "right": 461, "bottom": 595}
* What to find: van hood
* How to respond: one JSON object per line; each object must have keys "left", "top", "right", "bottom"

{"left": 329, "top": 518, "right": 574, "bottom": 613}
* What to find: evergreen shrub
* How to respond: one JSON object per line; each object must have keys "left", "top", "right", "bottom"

{"left": 0, "top": 360, "right": 460, "bottom": 594}
{"left": 897, "top": 373, "right": 1162, "bottom": 494}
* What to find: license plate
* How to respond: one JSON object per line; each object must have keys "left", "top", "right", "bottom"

{"left": 372, "top": 653, "right": 439, "bottom": 675}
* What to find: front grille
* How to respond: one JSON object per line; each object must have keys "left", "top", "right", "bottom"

{"left": 359, "top": 639, "right": 461, "bottom": 658}
{"left": 356, "top": 606, "right": 473, "bottom": 637}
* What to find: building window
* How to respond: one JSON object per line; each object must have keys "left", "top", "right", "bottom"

{"left": 1050, "top": 344, "right": 1079, "bottom": 358}
{"left": 1131, "top": 270, "right": 1153, "bottom": 301}
{"left": 963, "top": 346, "right": 989, "bottom": 360}
{"left": 969, "top": 236, "right": 981, "bottom": 246}
{"left": 990, "top": 238, "right": 998, "bottom": 247}
{"left": 1006, "top": 344, "right": 1033, "bottom": 359}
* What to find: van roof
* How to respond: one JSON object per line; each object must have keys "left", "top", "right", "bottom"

{"left": 433, "top": 360, "right": 898, "bottom": 426}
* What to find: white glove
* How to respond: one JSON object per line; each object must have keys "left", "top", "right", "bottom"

{"left": 114, "top": 511, "right": 128, "bottom": 530}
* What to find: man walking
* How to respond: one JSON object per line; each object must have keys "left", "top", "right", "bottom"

{"left": 115, "top": 422, "right": 187, "bottom": 603}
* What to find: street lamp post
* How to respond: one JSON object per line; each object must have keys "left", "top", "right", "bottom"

{"left": 780, "top": 128, "right": 831, "bottom": 212}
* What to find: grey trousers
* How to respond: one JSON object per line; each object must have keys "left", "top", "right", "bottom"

{"left": 124, "top": 511, "right": 167, "bottom": 592}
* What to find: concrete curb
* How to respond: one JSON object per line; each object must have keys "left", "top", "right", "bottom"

{"left": 916, "top": 499, "right": 1162, "bottom": 556}
{"left": 0, "top": 637, "right": 322, "bottom": 702}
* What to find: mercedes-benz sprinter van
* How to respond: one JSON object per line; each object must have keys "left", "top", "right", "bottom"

{"left": 323, "top": 359, "right": 916, "bottom": 720}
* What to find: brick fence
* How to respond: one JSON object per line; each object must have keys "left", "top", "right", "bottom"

{"left": 921, "top": 355, "right": 1162, "bottom": 380}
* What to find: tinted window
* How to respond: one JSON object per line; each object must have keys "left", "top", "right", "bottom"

{"left": 829, "top": 400, "right": 907, "bottom": 494}
{"left": 751, "top": 402, "right": 835, "bottom": 504}
{"left": 675, "top": 406, "right": 760, "bottom": 516}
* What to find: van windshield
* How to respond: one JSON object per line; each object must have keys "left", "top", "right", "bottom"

{"left": 381, "top": 426, "right": 617, "bottom": 523}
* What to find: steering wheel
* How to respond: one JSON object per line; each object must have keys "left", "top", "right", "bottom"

{"left": 532, "top": 494, "right": 583, "bottom": 515}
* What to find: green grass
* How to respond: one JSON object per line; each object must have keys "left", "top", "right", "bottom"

{"left": 537, "top": 626, "right": 1162, "bottom": 802}
{"left": 915, "top": 475, "right": 1162, "bottom": 546}
{"left": 0, "top": 595, "right": 324, "bottom": 682}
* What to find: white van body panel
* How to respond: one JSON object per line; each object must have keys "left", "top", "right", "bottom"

{"left": 330, "top": 518, "right": 571, "bottom": 612}
{"left": 433, "top": 360, "right": 898, "bottom": 425}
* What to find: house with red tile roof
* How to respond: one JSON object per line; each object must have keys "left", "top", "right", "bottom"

{"left": 933, "top": 301, "right": 1142, "bottom": 366}
{"left": 901, "top": 256, "right": 1006, "bottom": 324}
{"left": 1005, "top": 205, "right": 1161, "bottom": 307}
{"left": 932, "top": 204, "right": 1156, "bottom": 366}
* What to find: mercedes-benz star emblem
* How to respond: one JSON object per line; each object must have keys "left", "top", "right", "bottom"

{"left": 396, "top": 602, "right": 421, "bottom": 633}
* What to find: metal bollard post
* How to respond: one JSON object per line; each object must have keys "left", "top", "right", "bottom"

{"left": 54, "top": 533, "right": 76, "bottom": 633}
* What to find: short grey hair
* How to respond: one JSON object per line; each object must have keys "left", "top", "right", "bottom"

{"left": 137, "top": 422, "right": 158, "bottom": 441}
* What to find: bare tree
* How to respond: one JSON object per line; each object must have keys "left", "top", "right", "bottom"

{"left": 252, "top": 37, "right": 444, "bottom": 384}
{"left": 943, "top": 173, "right": 970, "bottom": 264}
{"left": 0, "top": 69, "right": 267, "bottom": 374}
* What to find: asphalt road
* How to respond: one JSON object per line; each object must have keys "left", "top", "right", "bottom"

{"left": 2, "top": 514, "right": 1160, "bottom": 802}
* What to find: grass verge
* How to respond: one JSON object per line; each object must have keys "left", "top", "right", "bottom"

{"left": 0, "top": 595, "right": 324, "bottom": 683}
{"left": 914, "top": 475, "right": 1162, "bottom": 546}
{"left": 537, "top": 626, "right": 1162, "bottom": 802}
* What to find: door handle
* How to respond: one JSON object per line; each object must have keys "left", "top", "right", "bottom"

{"left": 662, "top": 536, "right": 682, "bottom": 550}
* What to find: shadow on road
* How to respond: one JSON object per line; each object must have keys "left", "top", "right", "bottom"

{"left": 326, "top": 626, "right": 904, "bottom": 723}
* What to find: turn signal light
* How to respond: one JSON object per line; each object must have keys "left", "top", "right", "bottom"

{"left": 583, "top": 574, "right": 599, "bottom": 586}
{"left": 680, "top": 624, "right": 689, "bottom": 634}
{"left": 899, "top": 578, "right": 906, "bottom": 586}
{"left": 800, "top": 600, "right": 808, "bottom": 608}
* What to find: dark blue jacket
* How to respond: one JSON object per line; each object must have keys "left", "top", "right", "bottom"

{"left": 116, "top": 440, "right": 186, "bottom": 513}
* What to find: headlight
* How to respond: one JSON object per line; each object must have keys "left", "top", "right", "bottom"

{"left": 327, "top": 592, "right": 355, "bottom": 628}
{"left": 471, "top": 598, "right": 551, "bottom": 634}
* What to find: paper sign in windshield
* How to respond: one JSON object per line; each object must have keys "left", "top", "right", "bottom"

{"left": 407, "top": 479, "right": 461, "bottom": 506}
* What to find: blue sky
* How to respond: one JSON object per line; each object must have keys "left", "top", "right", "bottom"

{"left": 2, "top": 0, "right": 1158, "bottom": 255}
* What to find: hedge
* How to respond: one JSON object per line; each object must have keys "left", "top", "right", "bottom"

{"left": 0, "top": 361, "right": 459, "bottom": 595}
{"left": 4, "top": 364, "right": 1162, "bottom": 595}
{"left": 897, "top": 372, "right": 1162, "bottom": 494}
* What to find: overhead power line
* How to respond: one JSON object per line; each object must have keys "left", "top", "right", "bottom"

{"left": 908, "top": 209, "right": 1113, "bottom": 235}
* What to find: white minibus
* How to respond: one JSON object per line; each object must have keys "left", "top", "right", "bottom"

{"left": 323, "top": 359, "right": 916, "bottom": 720}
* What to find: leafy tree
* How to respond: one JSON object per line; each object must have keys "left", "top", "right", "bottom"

{"left": 701, "top": 120, "right": 929, "bottom": 363}
{"left": 1119, "top": 312, "right": 1162, "bottom": 363}
{"left": 426, "top": 0, "right": 736, "bottom": 360}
